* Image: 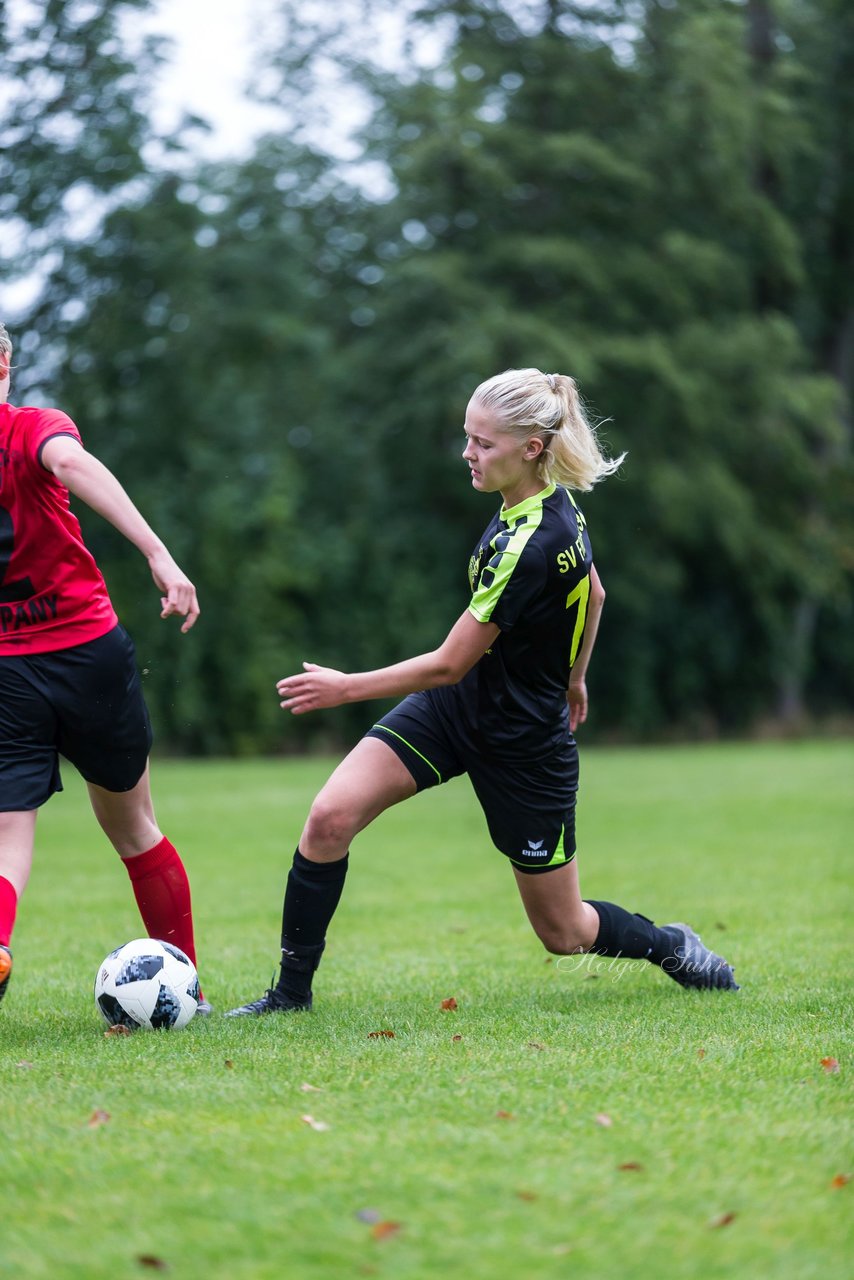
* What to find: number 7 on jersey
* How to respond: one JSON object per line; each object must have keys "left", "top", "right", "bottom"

{"left": 566, "top": 575, "right": 591, "bottom": 668}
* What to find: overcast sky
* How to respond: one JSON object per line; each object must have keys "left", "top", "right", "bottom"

{"left": 134, "top": 0, "right": 447, "bottom": 161}
{"left": 131, "top": 0, "right": 285, "bottom": 157}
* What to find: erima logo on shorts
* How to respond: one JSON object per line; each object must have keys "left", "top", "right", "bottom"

{"left": 522, "top": 839, "right": 550, "bottom": 859}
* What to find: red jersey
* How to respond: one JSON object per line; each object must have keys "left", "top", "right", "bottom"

{"left": 0, "top": 403, "right": 117, "bottom": 654}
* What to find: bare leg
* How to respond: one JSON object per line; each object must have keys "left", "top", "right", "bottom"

{"left": 0, "top": 812, "right": 38, "bottom": 997}
{"left": 227, "top": 738, "right": 418, "bottom": 1016}
{"left": 0, "top": 810, "right": 38, "bottom": 896}
{"left": 299, "top": 736, "right": 418, "bottom": 862}
{"left": 514, "top": 861, "right": 739, "bottom": 990}
{"left": 513, "top": 860, "right": 600, "bottom": 954}
{"left": 88, "top": 763, "right": 200, "bottom": 978}
{"left": 87, "top": 763, "right": 161, "bottom": 860}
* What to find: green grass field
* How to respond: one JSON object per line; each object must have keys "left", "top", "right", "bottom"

{"left": 4, "top": 741, "right": 852, "bottom": 1279}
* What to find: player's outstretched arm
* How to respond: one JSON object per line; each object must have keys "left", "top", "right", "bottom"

{"left": 40, "top": 435, "right": 200, "bottom": 632}
{"left": 567, "top": 563, "right": 605, "bottom": 732}
{"left": 277, "top": 610, "right": 500, "bottom": 714}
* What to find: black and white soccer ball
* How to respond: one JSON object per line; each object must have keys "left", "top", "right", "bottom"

{"left": 94, "top": 938, "right": 200, "bottom": 1031}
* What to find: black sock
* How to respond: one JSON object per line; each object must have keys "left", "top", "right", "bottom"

{"left": 585, "top": 900, "right": 678, "bottom": 964}
{"left": 276, "top": 848, "right": 349, "bottom": 1003}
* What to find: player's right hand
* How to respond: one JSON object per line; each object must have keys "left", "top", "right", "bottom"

{"left": 277, "top": 663, "right": 348, "bottom": 714}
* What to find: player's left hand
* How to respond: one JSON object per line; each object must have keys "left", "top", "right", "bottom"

{"left": 567, "top": 678, "right": 588, "bottom": 732}
{"left": 277, "top": 662, "right": 348, "bottom": 714}
{"left": 147, "top": 548, "right": 200, "bottom": 632}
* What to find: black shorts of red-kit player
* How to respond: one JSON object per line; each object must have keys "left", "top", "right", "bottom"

{"left": 274, "top": 849, "right": 349, "bottom": 1005}
{"left": 0, "top": 624, "right": 152, "bottom": 811}
{"left": 585, "top": 900, "right": 679, "bottom": 965}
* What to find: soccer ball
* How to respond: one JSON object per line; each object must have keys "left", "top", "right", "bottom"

{"left": 94, "top": 938, "right": 200, "bottom": 1031}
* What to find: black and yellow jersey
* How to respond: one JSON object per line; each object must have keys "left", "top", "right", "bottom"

{"left": 448, "top": 483, "right": 593, "bottom": 758}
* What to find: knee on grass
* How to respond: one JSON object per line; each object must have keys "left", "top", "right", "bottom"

{"left": 534, "top": 921, "right": 591, "bottom": 956}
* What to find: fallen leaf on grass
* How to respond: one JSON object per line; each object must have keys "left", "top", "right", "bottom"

{"left": 831, "top": 1174, "right": 851, "bottom": 1189}
{"left": 697, "top": 1048, "right": 706, "bottom": 1060}
{"left": 618, "top": 1162, "right": 644, "bottom": 1172}
{"left": 370, "top": 1221, "right": 402, "bottom": 1241}
{"left": 585, "top": 972, "right": 599, "bottom": 980}
{"left": 452, "top": 1034, "right": 463, "bottom": 1042}
{"left": 300, "top": 1082, "right": 323, "bottom": 1093}
{"left": 594, "top": 1113, "right": 613, "bottom": 1128}
{"left": 224, "top": 1059, "right": 234, "bottom": 1070}
{"left": 368, "top": 1029, "right": 395, "bottom": 1039}
{"left": 708, "top": 1212, "right": 737, "bottom": 1229}
{"left": 300, "top": 1114, "right": 330, "bottom": 1132}
{"left": 821, "top": 1057, "right": 840, "bottom": 1074}
{"left": 104, "top": 1024, "right": 132, "bottom": 1037}
{"left": 715, "top": 922, "right": 727, "bottom": 931}
{"left": 440, "top": 997, "right": 458, "bottom": 1010}
{"left": 516, "top": 1190, "right": 537, "bottom": 1202}
{"left": 87, "top": 1109, "right": 110, "bottom": 1128}
{"left": 528, "top": 1041, "right": 546, "bottom": 1051}
{"left": 137, "top": 1257, "right": 168, "bottom": 1272}
{"left": 496, "top": 1110, "right": 514, "bottom": 1120}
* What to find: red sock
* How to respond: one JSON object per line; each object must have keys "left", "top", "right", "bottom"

{"left": 0, "top": 875, "right": 18, "bottom": 948}
{"left": 124, "top": 837, "right": 200, "bottom": 979}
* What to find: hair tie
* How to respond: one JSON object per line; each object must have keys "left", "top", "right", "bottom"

{"left": 544, "top": 373, "right": 556, "bottom": 390}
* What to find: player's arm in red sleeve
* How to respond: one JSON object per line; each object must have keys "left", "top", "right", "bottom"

{"left": 567, "top": 562, "right": 605, "bottom": 732}
{"left": 39, "top": 434, "right": 200, "bottom": 633}
{"left": 276, "top": 610, "right": 501, "bottom": 714}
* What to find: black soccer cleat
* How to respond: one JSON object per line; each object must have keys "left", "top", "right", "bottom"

{"left": 660, "top": 923, "right": 739, "bottom": 991}
{"left": 0, "top": 945, "right": 12, "bottom": 1006}
{"left": 224, "top": 987, "right": 312, "bottom": 1018}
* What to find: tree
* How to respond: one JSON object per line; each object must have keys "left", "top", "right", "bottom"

{"left": 45, "top": 142, "right": 347, "bottom": 751}
{"left": 6, "top": 0, "right": 850, "bottom": 749}
{"left": 0, "top": 0, "right": 183, "bottom": 387}
{"left": 257, "top": 0, "right": 852, "bottom": 735}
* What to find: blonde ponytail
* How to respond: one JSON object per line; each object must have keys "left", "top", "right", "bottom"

{"left": 472, "top": 367, "right": 625, "bottom": 492}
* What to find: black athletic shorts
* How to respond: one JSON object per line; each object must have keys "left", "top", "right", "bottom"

{"left": 366, "top": 688, "right": 579, "bottom": 874}
{"left": 0, "top": 624, "right": 153, "bottom": 811}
